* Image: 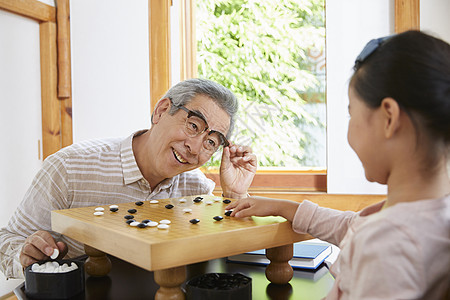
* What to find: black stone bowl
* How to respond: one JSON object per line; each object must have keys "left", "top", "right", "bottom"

{"left": 186, "top": 272, "right": 251, "bottom": 300}
{"left": 24, "top": 259, "right": 85, "bottom": 299}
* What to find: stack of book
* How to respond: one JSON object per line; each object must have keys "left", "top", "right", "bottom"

{"left": 227, "top": 241, "right": 332, "bottom": 270}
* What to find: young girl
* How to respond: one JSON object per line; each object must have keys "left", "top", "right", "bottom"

{"left": 227, "top": 30, "right": 450, "bottom": 299}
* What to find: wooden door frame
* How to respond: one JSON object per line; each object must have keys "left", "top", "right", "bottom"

{"left": 149, "top": 0, "right": 171, "bottom": 109}
{"left": 395, "top": 0, "right": 420, "bottom": 33}
{"left": 0, "top": 0, "right": 73, "bottom": 159}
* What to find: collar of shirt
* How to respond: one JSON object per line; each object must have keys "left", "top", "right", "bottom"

{"left": 120, "top": 130, "right": 175, "bottom": 192}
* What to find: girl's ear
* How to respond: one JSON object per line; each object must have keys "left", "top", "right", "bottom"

{"left": 152, "top": 98, "right": 171, "bottom": 124}
{"left": 381, "top": 97, "right": 401, "bottom": 139}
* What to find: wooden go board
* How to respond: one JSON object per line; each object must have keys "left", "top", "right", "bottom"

{"left": 51, "top": 195, "right": 308, "bottom": 271}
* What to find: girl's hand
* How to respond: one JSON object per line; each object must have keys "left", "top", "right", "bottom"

{"left": 225, "top": 196, "right": 299, "bottom": 222}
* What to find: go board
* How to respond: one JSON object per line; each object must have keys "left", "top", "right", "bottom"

{"left": 51, "top": 195, "right": 308, "bottom": 272}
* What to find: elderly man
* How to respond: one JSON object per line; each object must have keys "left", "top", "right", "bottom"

{"left": 0, "top": 79, "right": 257, "bottom": 279}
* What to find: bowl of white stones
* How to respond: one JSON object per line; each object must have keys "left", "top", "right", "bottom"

{"left": 24, "top": 259, "right": 85, "bottom": 299}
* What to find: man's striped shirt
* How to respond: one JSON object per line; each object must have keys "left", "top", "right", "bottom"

{"left": 0, "top": 130, "right": 214, "bottom": 278}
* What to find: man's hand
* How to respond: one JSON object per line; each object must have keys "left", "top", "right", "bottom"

{"left": 20, "top": 231, "right": 68, "bottom": 268}
{"left": 220, "top": 143, "right": 257, "bottom": 199}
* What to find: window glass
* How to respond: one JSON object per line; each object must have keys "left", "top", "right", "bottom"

{"left": 196, "top": 0, "right": 326, "bottom": 168}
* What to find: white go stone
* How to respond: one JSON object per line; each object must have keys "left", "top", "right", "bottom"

{"left": 31, "top": 263, "right": 40, "bottom": 272}
{"left": 159, "top": 219, "right": 171, "bottom": 224}
{"left": 157, "top": 224, "right": 169, "bottom": 229}
{"left": 70, "top": 262, "right": 78, "bottom": 270}
{"left": 182, "top": 208, "right": 192, "bottom": 213}
{"left": 179, "top": 198, "right": 186, "bottom": 203}
{"left": 130, "top": 221, "right": 140, "bottom": 227}
{"left": 43, "top": 261, "right": 60, "bottom": 273}
{"left": 50, "top": 248, "right": 59, "bottom": 259}
{"left": 213, "top": 197, "right": 222, "bottom": 202}
{"left": 150, "top": 200, "right": 159, "bottom": 204}
{"left": 93, "top": 211, "right": 104, "bottom": 216}
{"left": 95, "top": 207, "right": 105, "bottom": 211}
{"left": 61, "top": 263, "right": 69, "bottom": 272}
{"left": 147, "top": 221, "right": 159, "bottom": 227}
{"left": 30, "top": 261, "right": 79, "bottom": 273}
{"left": 205, "top": 201, "right": 213, "bottom": 205}
{"left": 109, "top": 204, "right": 119, "bottom": 209}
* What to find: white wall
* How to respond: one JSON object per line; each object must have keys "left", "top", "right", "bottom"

{"left": 421, "top": 0, "right": 450, "bottom": 43}
{"left": 326, "top": 0, "right": 450, "bottom": 194}
{"left": 326, "top": 0, "right": 393, "bottom": 194}
{"left": 0, "top": 8, "right": 43, "bottom": 296}
{"left": 171, "top": 0, "right": 181, "bottom": 86}
{"left": 70, "top": 0, "right": 151, "bottom": 142}
{"left": 0, "top": 11, "right": 43, "bottom": 227}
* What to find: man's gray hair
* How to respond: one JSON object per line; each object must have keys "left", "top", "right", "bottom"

{"left": 161, "top": 78, "right": 238, "bottom": 138}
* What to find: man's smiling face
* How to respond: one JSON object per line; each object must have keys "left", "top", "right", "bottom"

{"left": 148, "top": 94, "right": 230, "bottom": 180}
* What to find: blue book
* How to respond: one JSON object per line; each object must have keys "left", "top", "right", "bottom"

{"left": 227, "top": 241, "right": 332, "bottom": 270}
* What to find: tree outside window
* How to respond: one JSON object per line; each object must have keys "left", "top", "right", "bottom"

{"left": 196, "top": 0, "right": 326, "bottom": 169}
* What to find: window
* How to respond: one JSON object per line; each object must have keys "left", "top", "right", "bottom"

{"left": 173, "top": 0, "right": 326, "bottom": 193}
{"left": 164, "top": 0, "right": 419, "bottom": 195}
{"left": 196, "top": 0, "right": 326, "bottom": 170}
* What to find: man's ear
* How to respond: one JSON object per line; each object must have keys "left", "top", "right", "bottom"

{"left": 152, "top": 98, "right": 171, "bottom": 124}
{"left": 381, "top": 97, "right": 401, "bottom": 139}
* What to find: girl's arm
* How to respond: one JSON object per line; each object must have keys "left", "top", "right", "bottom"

{"left": 227, "top": 196, "right": 300, "bottom": 221}
{"left": 227, "top": 197, "right": 357, "bottom": 246}
{"left": 292, "top": 200, "right": 356, "bottom": 246}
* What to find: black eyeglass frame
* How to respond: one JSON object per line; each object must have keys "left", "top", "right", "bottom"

{"left": 169, "top": 98, "right": 230, "bottom": 149}
{"left": 355, "top": 35, "right": 393, "bottom": 66}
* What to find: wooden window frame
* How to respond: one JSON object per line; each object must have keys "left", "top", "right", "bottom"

{"left": 395, "top": 0, "right": 420, "bottom": 33}
{"left": 149, "top": 0, "right": 171, "bottom": 108}
{"left": 149, "top": 0, "right": 419, "bottom": 195}
{"left": 0, "top": 0, "right": 73, "bottom": 160}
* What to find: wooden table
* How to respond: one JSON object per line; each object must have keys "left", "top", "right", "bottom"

{"left": 51, "top": 195, "right": 310, "bottom": 299}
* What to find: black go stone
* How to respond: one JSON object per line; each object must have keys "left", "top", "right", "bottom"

{"left": 222, "top": 199, "right": 231, "bottom": 204}
{"left": 125, "top": 219, "right": 135, "bottom": 224}
{"left": 135, "top": 201, "right": 144, "bottom": 206}
{"left": 193, "top": 197, "right": 203, "bottom": 203}
{"left": 137, "top": 223, "right": 147, "bottom": 228}
{"left": 213, "top": 216, "right": 223, "bottom": 221}
{"left": 109, "top": 207, "right": 119, "bottom": 212}
{"left": 189, "top": 218, "right": 200, "bottom": 224}
{"left": 165, "top": 204, "right": 174, "bottom": 209}
{"left": 224, "top": 210, "right": 232, "bottom": 216}
{"left": 127, "top": 208, "right": 137, "bottom": 214}
{"left": 124, "top": 215, "right": 135, "bottom": 220}
{"left": 141, "top": 219, "right": 151, "bottom": 224}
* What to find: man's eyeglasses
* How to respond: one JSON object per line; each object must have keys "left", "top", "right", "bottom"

{"left": 355, "top": 35, "right": 392, "bottom": 66}
{"left": 169, "top": 98, "right": 230, "bottom": 153}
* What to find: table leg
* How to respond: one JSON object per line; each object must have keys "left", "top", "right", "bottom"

{"left": 154, "top": 265, "right": 186, "bottom": 300}
{"left": 265, "top": 244, "right": 293, "bottom": 284}
{"left": 84, "top": 244, "right": 112, "bottom": 277}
